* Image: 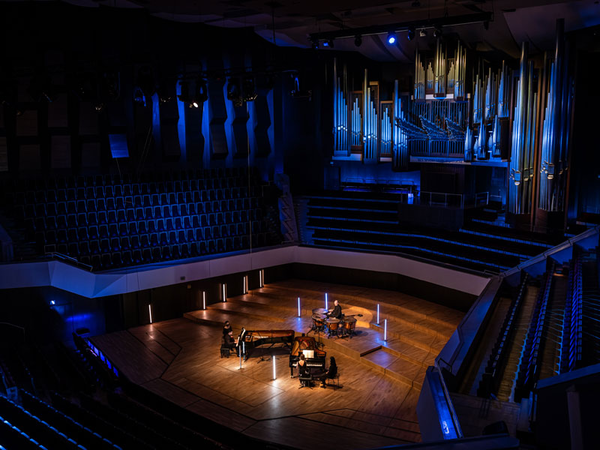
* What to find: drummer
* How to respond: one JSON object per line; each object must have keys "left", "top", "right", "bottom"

{"left": 327, "top": 300, "right": 343, "bottom": 320}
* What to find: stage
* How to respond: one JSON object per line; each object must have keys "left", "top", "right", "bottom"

{"left": 91, "top": 280, "right": 463, "bottom": 449}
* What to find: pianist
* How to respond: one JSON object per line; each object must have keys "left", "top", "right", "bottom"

{"left": 223, "top": 330, "right": 238, "bottom": 353}
{"left": 328, "top": 300, "right": 343, "bottom": 320}
{"left": 315, "top": 356, "right": 337, "bottom": 389}
{"left": 222, "top": 321, "right": 233, "bottom": 336}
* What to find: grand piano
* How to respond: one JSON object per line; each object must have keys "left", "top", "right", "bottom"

{"left": 237, "top": 328, "right": 295, "bottom": 360}
{"left": 289, "top": 335, "right": 326, "bottom": 376}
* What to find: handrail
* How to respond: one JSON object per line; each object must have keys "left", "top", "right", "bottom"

{"left": 45, "top": 252, "right": 93, "bottom": 271}
{"left": 434, "top": 358, "right": 464, "bottom": 439}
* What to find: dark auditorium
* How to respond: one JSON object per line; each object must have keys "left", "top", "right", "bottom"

{"left": 1, "top": 1, "right": 600, "bottom": 449}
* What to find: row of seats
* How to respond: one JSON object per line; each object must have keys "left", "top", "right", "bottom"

{"left": 0, "top": 414, "right": 48, "bottom": 450}
{"left": 564, "top": 254, "right": 583, "bottom": 373}
{"left": 478, "top": 274, "right": 529, "bottom": 398}
{"left": 20, "top": 390, "right": 121, "bottom": 450}
{"left": 76, "top": 233, "right": 270, "bottom": 270}
{"left": 13, "top": 185, "right": 258, "bottom": 211}
{"left": 37, "top": 221, "right": 268, "bottom": 253}
{"left": 29, "top": 206, "right": 262, "bottom": 236}
{"left": 0, "top": 394, "right": 87, "bottom": 450}
{"left": 4, "top": 167, "right": 252, "bottom": 192}
{"left": 514, "top": 264, "right": 554, "bottom": 402}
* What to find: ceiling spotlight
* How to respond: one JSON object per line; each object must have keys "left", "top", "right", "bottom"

{"left": 94, "top": 103, "right": 104, "bottom": 112}
{"left": 433, "top": 27, "right": 443, "bottom": 38}
{"left": 419, "top": 29, "right": 427, "bottom": 38}
{"left": 387, "top": 32, "right": 397, "bottom": 45}
{"left": 407, "top": 28, "right": 415, "bottom": 41}
{"left": 322, "top": 39, "right": 334, "bottom": 48}
{"left": 354, "top": 35, "right": 362, "bottom": 47}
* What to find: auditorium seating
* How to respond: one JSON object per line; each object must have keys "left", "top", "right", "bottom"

{"left": 2, "top": 168, "right": 282, "bottom": 271}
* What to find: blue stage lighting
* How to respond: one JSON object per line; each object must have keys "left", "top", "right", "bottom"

{"left": 387, "top": 32, "right": 396, "bottom": 45}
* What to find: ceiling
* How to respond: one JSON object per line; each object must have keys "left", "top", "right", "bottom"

{"left": 18, "top": 0, "right": 600, "bottom": 61}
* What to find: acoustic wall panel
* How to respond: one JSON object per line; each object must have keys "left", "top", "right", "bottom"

{"left": 81, "top": 142, "right": 101, "bottom": 168}
{"left": 16, "top": 110, "right": 38, "bottom": 137}
{"left": 254, "top": 94, "right": 271, "bottom": 157}
{"left": 0, "top": 137, "right": 7, "bottom": 172}
{"left": 207, "top": 79, "right": 228, "bottom": 159}
{"left": 19, "top": 144, "right": 41, "bottom": 170}
{"left": 108, "top": 134, "right": 129, "bottom": 158}
{"left": 48, "top": 98, "right": 69, "bottom": 128}
{"left": 79, "top": 102, "right": 99, "bottom": 135}
{"left": 51, "top": 135, "right": 71, "bottom": 168}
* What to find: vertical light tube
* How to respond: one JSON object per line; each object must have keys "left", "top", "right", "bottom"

{"left": 202, "top": 291, "right": 206, "bottom": 310}
{"left": 222, "top": 283, "right": 227, "bottom": 302}
{"left": 272, "top": 355, "right": 277, "bottom": 380}
{"left": 239, "top": 343, "right": 243, "bottom": 369}
{"left": 259, "top": 269, "right": 264, "bottom": 288}
{"left": 325, "top": 293, "right": 328, "bottom": 311}
{"left": 148, "top": 304, "right": 153, "bottom": 324}
{"left": 243, "top": 275, "right": 248, "bottom": 294}
{"left": 384, "top": 319, "right": 387, "bottom": 341}
{"left": 297, "top": 297, "right": 301, "bottom": 317}
{"left": 377, "top": 304, "right": 380, "bottom": 325}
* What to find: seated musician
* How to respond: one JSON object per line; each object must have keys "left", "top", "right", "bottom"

{"left": 222, "top": 330, "right": 237, "bottom": 353}
{"left": 298, "top": 354, "right": 311, "bottom": 379}
{"left": 222, "top": 321, "right": 233, "bottom": 336}
{"left": 315, "top": 357, "right": 337, "bottom": 389}
{"left": 328, "top": 300, "right": 343, "bottom": 320}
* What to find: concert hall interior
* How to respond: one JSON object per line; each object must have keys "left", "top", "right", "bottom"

{"left": 1, "top": 1, "right": 600, "bottom": 449}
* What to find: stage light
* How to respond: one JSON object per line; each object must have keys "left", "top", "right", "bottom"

{"left": 202, "top": 291, "right": 206, "bottom": 310}
{"left": 133, "top": 87, "right": 145, "bottom": 106}
{"left": 243, "top": 275, "right": 248, "bottom": 294}
{"left": 387, "top": 32, "right": 397, "bottom": 45}
{"left": 148, "top": 304, "right": 153, "bottom": 323}
{"left": 259, "top": 269, "right": 264, "bottom": 288}
{"left": 310, "top": 38, "right": 319, "bottom": 49}
{"left": 384, "top": 319, "right": 387, "bottom": 341}
{"left": 354, "top": 35, "right": 362, "bottom": 47}
{"left": 325, "top": 293, "right": 328, "bottom": 310}
{"left": 377, "top": 304, "right": 380, "bottom": 325}
{"left": 94, "top": 103, "right": 105, "bottom": 113}
{"left": 322, "top": 39, "right": 334, "bottom": 48}
{"left": 227, "top": 78, "right": 243, "bottom": 107}
{"left": 298, "top": 297, "right": 301, "bottom": 317}
{"left": 272, "top": 355, "right": 277, "bottom": 380}
{"left": 50, "top": 300, "right": 56, "bottom": 305}
{"left": 407, "top": 28, "right": 415, "bottom": 41}
{"left": 419, "top": 29, "right": 427, "bottom": 38}
{"left": 433, "top": 27, "right": 443, "bottom": 38}
{"left": 221, "top": 283, "right": 227, "bottom": 302}
{"left": 243, "top": 77, "right": 257, "bottom": 102}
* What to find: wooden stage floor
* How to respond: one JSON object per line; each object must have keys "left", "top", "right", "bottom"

{"left": 91, "top": 280, "right": 464, "bottom": 450}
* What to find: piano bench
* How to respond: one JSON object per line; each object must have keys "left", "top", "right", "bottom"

{"left": 220, "top": 347, "right": 234, "bottom": 358}
{"left": 326, "top": 373, "right": 341, "bottom": 389}
{"left": 299, "top": 375, "right": 314, "bottom": 389}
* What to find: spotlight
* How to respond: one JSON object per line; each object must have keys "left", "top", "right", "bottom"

{"left": 94, "top": 103, "right": 105, "bottom": 112}
{"left": 227, "top": 78, "right": 243, "bottom": 107}
{"left": 407, "top": 28, "right": 415, "bottom": 41}
{"left": 322, "top": 39, "right": 334, "bottom": 48}
{"left": 242, "top": 77, "right": 257, "bottom": 102}
{"left": 433, "top": 27, "right": 443, "bottom": 38}
{"left": 419, "top": 29, "right": 427, "bottom": 38}
{"left": 310, "top": 37, "right": 319, "bottom": 49}
{"left": 387, "top": 32, "right": 397, "bottom": 45}
{"left": 354, "top": 35, "right": 362, "bottom": 47}
{"left": 133, "top": 87, "right": 145, "bottom": 106}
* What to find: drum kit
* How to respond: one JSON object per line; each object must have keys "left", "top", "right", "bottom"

{"left": 309, "top": 308, "right": 357, "bottom": 339}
